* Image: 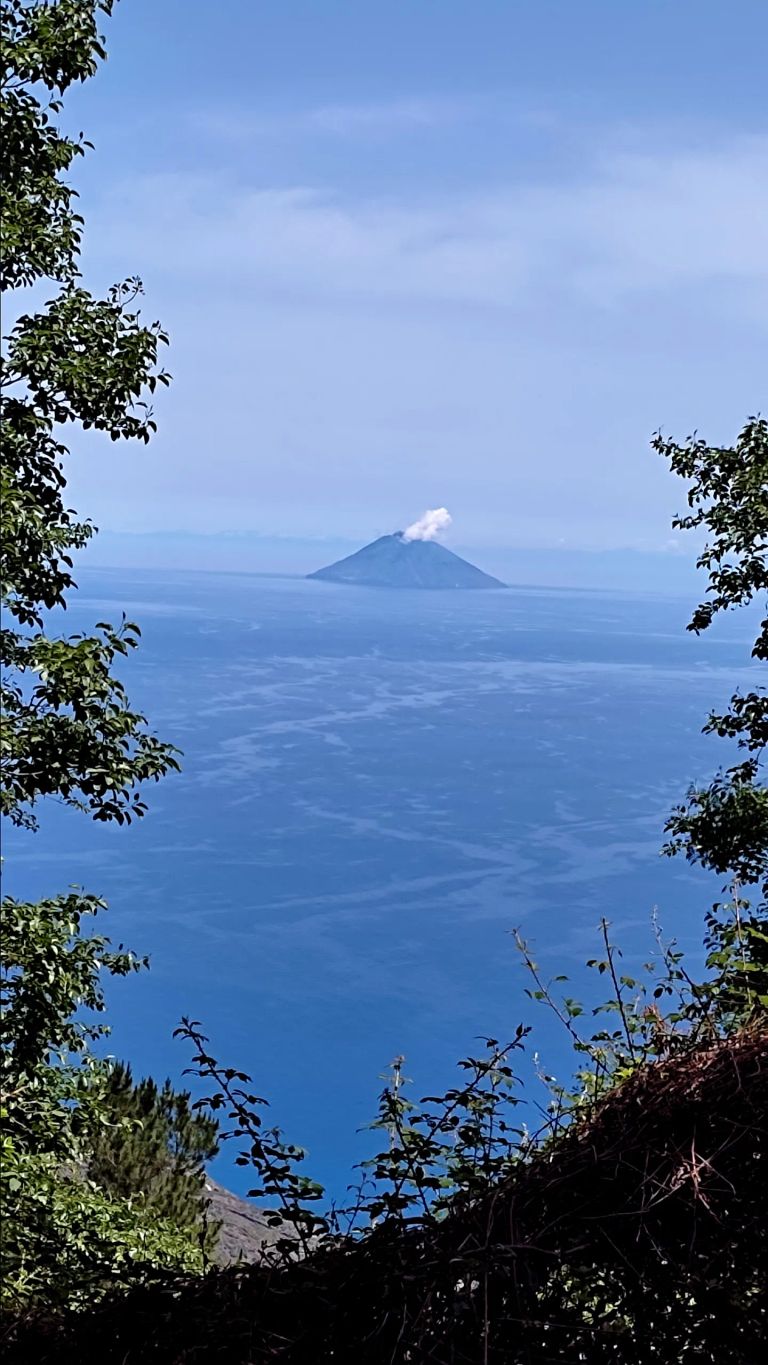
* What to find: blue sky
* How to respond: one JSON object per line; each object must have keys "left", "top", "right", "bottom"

{"left": 64, "top": 0, "right": 767, "bottom": 561}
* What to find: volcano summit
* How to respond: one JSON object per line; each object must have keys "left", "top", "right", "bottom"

{"left": 308, "top": 533, "right": 505, "bottom": 590}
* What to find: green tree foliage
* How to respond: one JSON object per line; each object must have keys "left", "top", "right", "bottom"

{"left": 1, "top": 0, "right": 179, "bottom": 831}
{"left": 89, "top": 1062, "right": 220, "bottom": 1240}
{"left": 653, "top": 418, "right": 768, "bottom": 901}
{"left": 654, "top": 418, "right": 768, "bottom": 1017}
{"left": 0, "top": 0, "right": 202, "bottom": 1309}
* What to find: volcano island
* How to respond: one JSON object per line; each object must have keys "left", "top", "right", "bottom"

{"left": 308, "top": 533, "right": 505, "bottom": 590}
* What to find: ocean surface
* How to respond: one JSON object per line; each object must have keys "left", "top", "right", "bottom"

{"left": 6, "top": 567, "right": 758, "bottom": 1198}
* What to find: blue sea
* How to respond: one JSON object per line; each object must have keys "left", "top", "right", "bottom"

{"left": 6, "top": 568, "right": 758, "bottom": 1198}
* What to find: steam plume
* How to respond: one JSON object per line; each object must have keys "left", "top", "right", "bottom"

{"left": 402, "top": 507, "right": 452, "bottom": 542}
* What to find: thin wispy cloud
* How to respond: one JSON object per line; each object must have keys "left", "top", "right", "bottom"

{"left": 92, "top": 135, "right": 768, "bottom": 314}
{"left": 193, "top": 95, "right": 474, "bottom": 142}
{"left": 75, "top": 98, "right": 767, "bottom": 548}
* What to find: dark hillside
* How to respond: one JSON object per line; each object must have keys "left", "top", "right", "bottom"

{"left": 9, "top": 1024, "right": 765, "bottom": 1364}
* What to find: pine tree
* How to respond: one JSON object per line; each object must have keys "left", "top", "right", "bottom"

{"left": 89, "top": 1063, "right": 219, "bottom": 1239}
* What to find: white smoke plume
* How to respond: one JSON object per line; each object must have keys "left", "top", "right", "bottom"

{"left": 402, "top": 507, "right": 452, "bottom": 542}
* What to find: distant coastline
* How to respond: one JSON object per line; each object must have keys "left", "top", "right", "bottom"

{"left": 81, "top": 532, "right": 702, "bottom": 596}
